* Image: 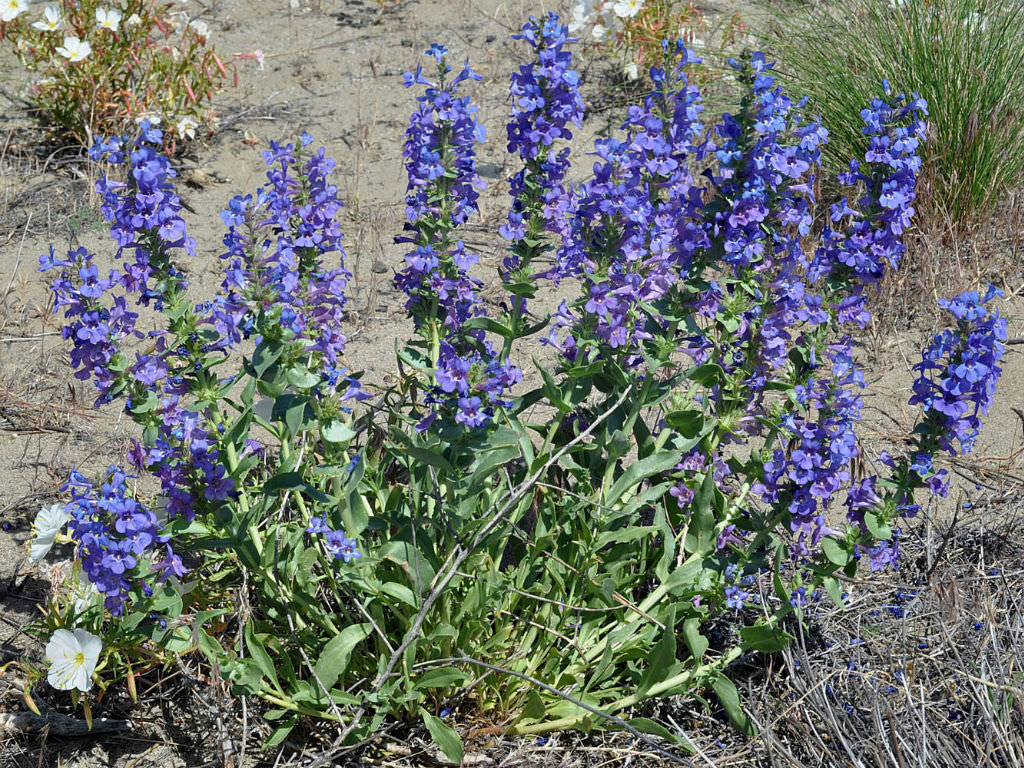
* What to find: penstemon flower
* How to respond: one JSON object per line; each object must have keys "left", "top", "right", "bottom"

{"left": 910, "top": 285, "right": 1006, "bottom": 455}
{"left": 397, "top": 44, "right": 520, "bottom": 431}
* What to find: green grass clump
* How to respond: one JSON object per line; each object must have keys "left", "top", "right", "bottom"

{"left": 771, "top": 0, "right": 1024, "bottom": 230}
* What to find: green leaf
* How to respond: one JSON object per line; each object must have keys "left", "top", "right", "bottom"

{"left": 821, "top": 536, "right": 851, "bottom": 566}
{"left": 341, "top": 493, "right": 371, "bottom": 538}
{"left": 822, "top": 575, "right": 846, "bottom": 608}
{"left": 415, "top": 667, "right": 468, "bottom": 690}
{"left": 604, "top": 451, "right": 681, "bottom": 507}
{"left": 469, "top": 444, "right": 520, "bottom": 491}
{"left": 251, "top": 341, "right": 283, "bottom": 377}
{"left": 401, "top": 444, "right": 455, "bottom": 475}
{"left": 263, "top": 471, "right": 304, "bottom": 494}
{"left": 682, "top": 617, "right": 709, "bottom": 660}
{"left": 286, "top": 365, "right": 321, "bottom": 389}
{"left": 664, "top": 409, "right": 705, "bottom": 439}
{"left": 129, "top": 389, "right": 159, "bottom": 415}
{"left": 262, "top": 472, "right": 330, "bottom": 503}
{"left": 462, "top": 315, "right": 515, "bottom": 340}
{"left": 264, "top": 715, "right": 297, "bottom": 747}
{"left": 223, "top": 411, "right": 253, "bottom": 450}
{"left": 740, "top": 622, "right": 793, "bottom": 653}
{"left": 197, "top": 629, "right": 225, "bottom": 666}
{"left": 314, "top": 623, "right": 372, "bottom": 689}
{"left": 710, "top": 673, "right": 754, "bottom": 734}
{"left": 638, "top": 606, "right": 678, "bottom": 696}
{"left": 535, "top": 359, "right": 570, "bottom": 413}
{"left": 243, "top": 623, "right": 281, "bottom": 693}
{"left": 379, "top": 581, "right": 418, "bottom": 608}
{"left": 379, "top": 540, "right": 436, "bottom": 594}
{"left": 864, "top": 510, "right": 892, "bottom": 540}
{"left": 625, "top": 717, "right": 687, "bottom": 746}
{"left": 689, "top": 363, "right": 725, "bottom": 387}
{"left": 420, "top": 709, "right": 464, "bottom": 764}
{"left": 322, "top": 420, "right": 356, "bottom": 444}
{"left": 685, "top": 473, "right": 717, "bottom": 555}
{"left": 522, "top": 688, "right": 547, "bottom": 719}
{"left": 595, "top": 525, "right": 656, "bottom": 547}
{"left": 657, "top": 554, "right": 706, "bottom": 596}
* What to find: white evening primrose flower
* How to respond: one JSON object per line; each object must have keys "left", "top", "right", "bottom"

{"left": 95, "top": 7, "right": 122, "bottom": 32}
{"left": 28, "top": 503, "right": 70, "bottom": 564}
{"left": 45, "top": 628, "right": 101, "bottom": 692}
{"left": 56, "top": 36, "right": 91, "bottom": 62}
{"left": 176, "top": 115, "right": 199, "bottom": 139}
{"left": 591, "top": 22, "right": 608, "bottom": 41}
{"left": 125, "top": 12, "right": 142, "bottom": 27}
{"left": 0, "top": 0, "right": 28, "bottom": 23}
{"left": 32, "top": 5, "right": 62, "bottom": 31}
{"left": 613, "top": 0, "right": 643, "bottom": 19}
{"left": 185, "top": 17, "right": 208, "bottom": 37}
{"left": 623, "top": 60, "right": 639, "bottom": 80}
{"left": 569, "top": 0, "right": 593, "bottom": 32}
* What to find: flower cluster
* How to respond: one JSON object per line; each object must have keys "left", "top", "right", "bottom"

{"left": 62, "top": 467, "right": 178, "bottom": 616}
{"left": 397, "top": 45, "right": 520, "bottom": 430}
{"left": 502, "top": 13, "right": 584, "bottom": 264}
{"left": 811, "top": 83, "right": 928, "bottom": 296}
{"left": 307, "top": 516, "right": 362, "bottom": 563}
{"left": 910, "top": 286, "right": 1007, "bottom": 454}
{"left": 40, "top": 246, "right": 140, "bottom": 405}
{"left": 92, "top": 122, "right": 196, "bottom": 304}
{"left": 402, "top": 44, "right": 486, "bottom": 228}
{"left": 212, "top": 132, "right": 358, "bottom": 374}
{"left": 546, "top": 41, "right": 710, "bottom": 364}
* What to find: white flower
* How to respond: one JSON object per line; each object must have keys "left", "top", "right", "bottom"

{"left": 134, "top": 112, "right": 161, "bottom": 126}
{"left": 31, "top": 5, "right": 62, "bottom": 31}
{"left": 187, "top": 18, "right": 208, "bottom": 37}
{"left": 95, "top": 7, "right": 121, "bottom": 31}
{"left": 623, "top": 61, "right": 639, "bottom": 80}
{"left": 0, "top": 0, "right": 28, "bottom": 23}
{"left": 125, "top": 12, "right": 142, "bottom": 27}
{"left": 613, "top": 0, "right": 643, "bottom": 19}
{"left": 55, "top": 36, "right": 91, "bottom": 62}
{"left": 591, "top": 22, "right": 608, "bottom": 41}
{"left": 72, "top": 586, "right": 98, "bottom": 617}
{"left": 569, "top": 0, "right": 594, "bottom": 32}
{"left": 28, "top": 503, "right": 70, "bottom": 564}
{"left": 45, "top": 628, "right": 101, "bottom": 692}
{"left": 176, "top": 115, "right": 199, "bottom": 139}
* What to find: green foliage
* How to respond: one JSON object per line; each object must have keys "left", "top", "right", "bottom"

{"left": 772, "top": 0, "right": 1024, "bottom": 228}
